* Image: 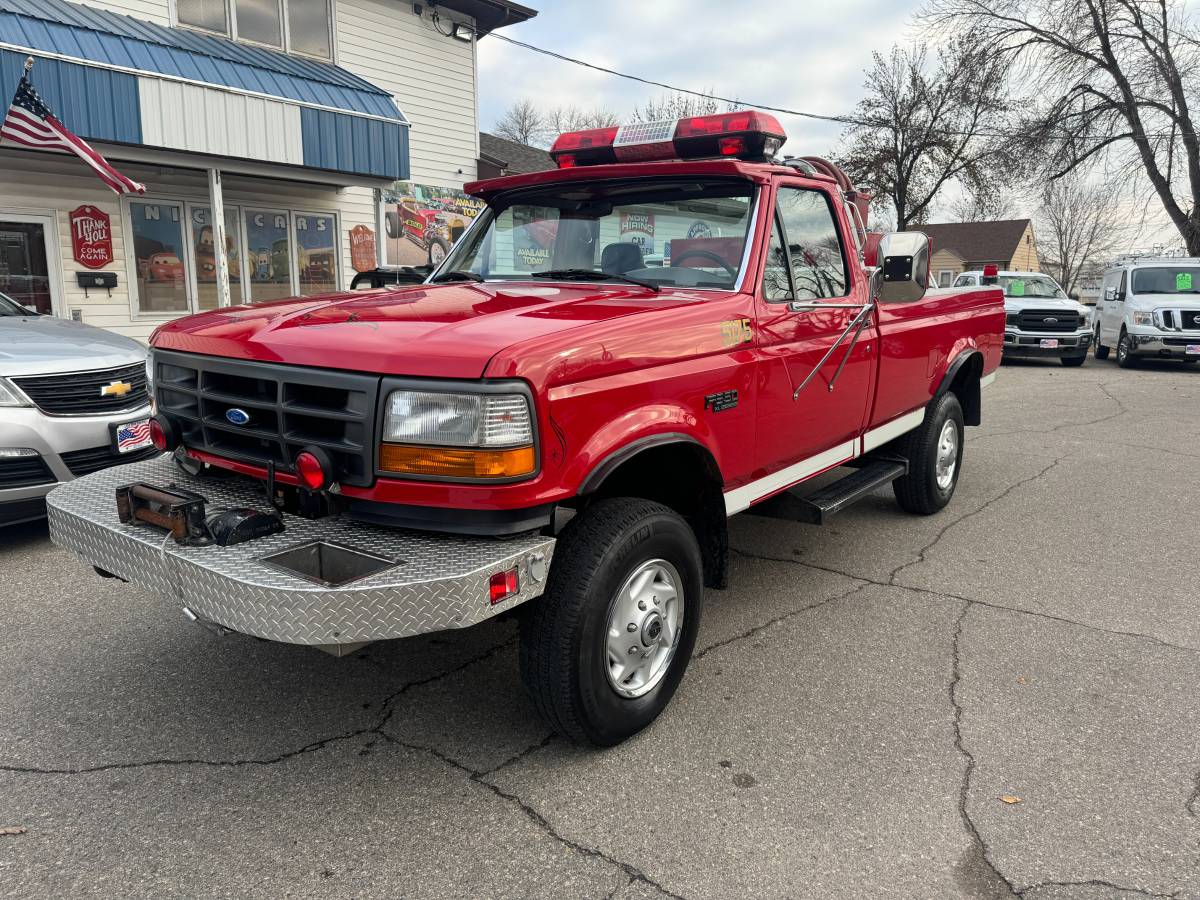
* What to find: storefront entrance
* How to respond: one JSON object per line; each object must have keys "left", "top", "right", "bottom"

{"left": 0, "top": 215, "right": 60, "bottom": 316}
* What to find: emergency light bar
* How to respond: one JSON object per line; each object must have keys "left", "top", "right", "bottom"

{"left": 550, "top": 111, "right": 787, "bottom": 168}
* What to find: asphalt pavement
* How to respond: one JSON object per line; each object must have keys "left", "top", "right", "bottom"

{"left": 2, "top": 356, "right": 1198, "bottom": 899}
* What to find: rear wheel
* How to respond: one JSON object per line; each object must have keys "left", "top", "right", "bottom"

{"left": 1094, "top": 325, "right": 1110, "bottom": 360}
{"left": 893, "top": 392, "right": 964, "bottom": 515}
{"left": 1117, "top": 330, "right": 1138, "bottom": 368}
{"left": 519, "top": 498, "right": 703, "bottom": 746}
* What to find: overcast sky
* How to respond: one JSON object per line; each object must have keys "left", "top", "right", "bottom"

{"left": 476, "top": 0, "right": 923, "bottom": 156}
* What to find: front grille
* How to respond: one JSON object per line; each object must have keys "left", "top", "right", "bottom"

{"left": 61, "top": 444, "right": 160, "bottom": 478}
{"left": 1015, "top": 309, "right": 1081, "bottom": 333}
{"left": 0, "top": 454, "right": 54, "bottom": 488}
{"left": 153, "top": 351, "right": 378, "bottom": 487}
{"left": 13, "top": 363, "right": 148, "bottom": 416}
{"left": 1181, "top": 310, "right": 1200, "bottom": 330}
{"left": 1163, "top": 338, "right": 1200, "bottom": 347}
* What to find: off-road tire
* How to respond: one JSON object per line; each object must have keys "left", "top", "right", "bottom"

{"left": 1117, "top": 330, "right": 1138, "bottom": 369}
{"left": 892, "top": 392, "right": 964, "bottom": 516}
{"left": 519, "top": 498, "right": 703, "bottom": 746}
{"left": 1060, "top": 353, "right": 1087, "bottom": 367}
{"left": 1094, "top": 327, "right": 1110, "bottom": 360}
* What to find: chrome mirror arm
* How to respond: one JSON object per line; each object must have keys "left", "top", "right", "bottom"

{"left": 791, "top": 300, "right": 875, "bottom": 399}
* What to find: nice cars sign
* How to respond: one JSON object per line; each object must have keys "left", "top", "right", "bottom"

{"left": 70, "top": 205, "right": 114, "bottom": 270}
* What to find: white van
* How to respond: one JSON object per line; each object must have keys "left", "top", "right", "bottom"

{"left": 1094, "top": 257, "right": 1200, "bottom": 367}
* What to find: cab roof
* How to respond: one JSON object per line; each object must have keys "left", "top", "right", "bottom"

{"left": 464, "top": 159, "right": 834, "bottom": 202}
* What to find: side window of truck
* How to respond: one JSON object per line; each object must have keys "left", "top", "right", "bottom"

{"left": 775, "top": 187, "right": 848, "bottom": 300}
{"left": 763, "top": 220, "right": 793, "bottom": 301}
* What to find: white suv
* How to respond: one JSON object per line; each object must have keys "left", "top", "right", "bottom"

{"left": 1094, "top": 258, "right": 1200, "bottom": 368}
{"left": 953, "top": 270, "right": 1092, "bottom": 367}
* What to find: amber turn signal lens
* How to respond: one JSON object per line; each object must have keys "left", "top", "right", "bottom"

{"left": 379, "top": 444, "right": 535, "bottom": 479}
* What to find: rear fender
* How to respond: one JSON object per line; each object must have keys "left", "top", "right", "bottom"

{"left": 933, "top": 344, "right": 984, "bottom": 425}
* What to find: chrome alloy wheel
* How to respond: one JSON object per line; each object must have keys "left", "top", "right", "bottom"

{"left": 935, "top": 418, "right": 959, "bottom": 491}
{"left": 605, "top": 559, "right": 685, "bottom": 698}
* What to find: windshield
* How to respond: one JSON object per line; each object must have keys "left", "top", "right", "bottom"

{"left": 436, "top": 179, "right": 756, "bottom": 291}
{"left": 999, "top": 275, "right": 1065, "bottom": 299}
{"left": 1132, "top": 266, "right": 1200, "bottom": 295}
{"left": 0, "top": 292, "right": 31, "bottom": 316}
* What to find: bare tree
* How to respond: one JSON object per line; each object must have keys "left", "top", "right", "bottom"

{"left": 948, "top": 189, "right": 1019, "bottom": 222}
{"left": 1036, "top": 172, "right": 1126, "bottom": 295}
{"left": 493, "top": 99, "right": 545, "bottom": 145}
{"left": 837, "top": 40, "right": 1013, "bottom": 229}
{"left": 631, "top": 92, "right": 727, "bottom": 123}
{"left": 544, "top": 105, "right": 621, "bottom": 137}
{"left": 925, "top": 0, "right": 1200, "bottom": 254}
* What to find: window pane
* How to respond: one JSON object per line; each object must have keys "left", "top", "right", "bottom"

{"left": 245, "top": 210, "right": 292, "bottom": 301}
{"left": 763, "top": 220, "right": 792, "bottom": 302}
{"left": 288, "top": 0, "right": 331, "bottom": 58}
{"left": 130, "top": 202, "right": 189, "bottom": 314}
{"left": 192, "top": 207, "right": 243, "bottom": 310}
{"left": 295, "top": 213, "right": 338, "bottom": 296}
{"left": 775, "top": 188, "right": 847, "bottom": 300}
{"left": 236, "top": 0, "right": 282, "bottom": 46}
{"left": 178, "top": 0, "right": 228, "bottom": 33}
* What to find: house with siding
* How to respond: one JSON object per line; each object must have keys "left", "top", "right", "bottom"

{"left": 923, "top": 219, "right": 1040, "bottom": 288}
{"left": 0, "top": 0, "right": 535, "bottom": 339}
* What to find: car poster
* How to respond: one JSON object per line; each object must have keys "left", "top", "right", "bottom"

{"left": 381, "top": 182, "right": 485, "bottom": 268}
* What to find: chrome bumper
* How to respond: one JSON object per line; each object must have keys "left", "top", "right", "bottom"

{"left": 1127, "top": 332, "right": 1200, "bottom": 355}
{"left": 1003, "top": 328, "right": 1092, "bottom": 353}
{"left": 46, "top": 456, "right": 555, "bottom": 646}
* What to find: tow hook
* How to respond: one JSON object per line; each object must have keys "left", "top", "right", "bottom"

{"left": 182, "top": 606, "right": 233, "bottom": 637}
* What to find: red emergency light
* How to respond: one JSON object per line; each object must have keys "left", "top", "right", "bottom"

{"left": 549, "top": 111, "right": 787, "bottom": 168}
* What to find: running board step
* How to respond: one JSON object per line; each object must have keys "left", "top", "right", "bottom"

{"left": 746, "top": 459, "right": 908, "bottom": 526}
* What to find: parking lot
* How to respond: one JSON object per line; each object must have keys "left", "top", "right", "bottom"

{"left": 1, "top": 358, "right": 1197, "bottom": 899}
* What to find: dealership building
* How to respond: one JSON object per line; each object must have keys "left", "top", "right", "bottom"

{"left": 0, "top": 0, "right": 533, "bottom": 339}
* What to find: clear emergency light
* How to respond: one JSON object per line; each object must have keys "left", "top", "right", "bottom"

{"left": 550, "top": 111, "right": 787, "bottom": 168}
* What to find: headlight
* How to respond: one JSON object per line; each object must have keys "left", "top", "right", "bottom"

{"left": 0, "top": 377, "right": 30, "bottom": 408}
{"left": 1132, "top": 310, "right": 1155, "bottom": 327}
{"left": 144, "top": 351, "right": 155, "bottom": 391}
{"left": 380, "top": 389, "right": 535, "bottom": 479}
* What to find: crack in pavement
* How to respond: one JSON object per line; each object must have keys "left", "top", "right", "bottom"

{"left": 0, "top": 637, "right": 516, "bottom": 777}
{"left": 974, "top": 379, "right": 1133, "bottom": 442}
{"left": 692, "top": 580, "right": 870, "bottom": 661}
{"left": 730, "top": 548, "right": 1200, "bottom": 658}
{"left": 949, "top": 602, "right": 1021, "bottom": 898}
{"left": 375, "top": 730, "right": 685, "bottom": 900}
{"left": 1018, "top": 878, "right": 1182, "bottom": 898}
{"left": 887, "top": 452, "right": 1074, "bottom": 586}
{"left": 1187, "top": 770, "right": 1200, "bottom": 820}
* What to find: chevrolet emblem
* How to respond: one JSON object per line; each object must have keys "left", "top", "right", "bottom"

{"left": 100, "top": 380, "right": 133, "bottom": 398}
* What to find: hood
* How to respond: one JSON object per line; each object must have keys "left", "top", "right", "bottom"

{"left": 0, "top": 315, "right": 146, "bottom": 377}
{"left": 1004, "top": 295, "right": 1088, "bottom": 315}
{"left": 150, "top": 282, "right": 709, "bottom": 379}
{"left": 1126, "top": 292, "right": 1200, "bottom": 308}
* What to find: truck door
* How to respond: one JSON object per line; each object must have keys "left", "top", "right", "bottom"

{"left": 752, "top": 183, "right": 876, "bottom": 482}
{"left": 1098, "top": 269, "right": 1126, "bottom": 344}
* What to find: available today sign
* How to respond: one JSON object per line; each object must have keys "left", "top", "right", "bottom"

{"left": 70, "top": 205, "right": 114, "bottom": 270}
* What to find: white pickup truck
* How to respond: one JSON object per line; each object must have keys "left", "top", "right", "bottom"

{"left": 953, "top": 270, "right": 1092, "bottom": 367}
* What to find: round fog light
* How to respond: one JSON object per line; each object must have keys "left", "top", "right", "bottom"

{"left": 294, "top": 447, "right": 333, "bottom": 491}
{"left": 150, "top": 415, "right": 177, "bottom": 452}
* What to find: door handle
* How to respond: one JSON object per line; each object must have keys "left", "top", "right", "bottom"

{"left": 787, "top": 300, "right": 868, "bottom": 313}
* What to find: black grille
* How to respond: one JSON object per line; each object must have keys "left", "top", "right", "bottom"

{"left": 1181, "top": 310, "right": 1200, "bottom": 330}
{"left": 13, "top": 363, "right": 148, "bottom": 416}
{"left": 1015, "top": 309, "right": 1081, "bottom": 333}
{"left": 153, "top": 351, "right": 379, "bottom": 487}
{"left": 0, "top": 454, "right": 54, "bottom": 488}
{"left": 61, "top": 444, "right": 160, "bottom": 478}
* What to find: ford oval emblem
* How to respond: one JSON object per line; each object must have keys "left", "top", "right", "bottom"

{"left": 225, "top": 408, "right": 251, "bottom": 426}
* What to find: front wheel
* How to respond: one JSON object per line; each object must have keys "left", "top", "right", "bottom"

{"left": 1060, "top": 353, "right": 1087, "bottom": 367}
{"left": 1117, "top": 331, "right": 1138, "bottom": 368}
{"left": 427, "top": 236, "right": 451, "bottom": 267}
{"left": 519, "top": 498, "right": 703, "bottom": 746}
{"left": 1094, "top": 326, "right": 1110, "bottom": 360}
{"left": 893, "top": 392, "right": 964, "bottom": 515}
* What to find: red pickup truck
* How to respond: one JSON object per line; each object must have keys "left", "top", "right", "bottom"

{"left": 47, "top": 112, "right": 1003, "bottom": 746}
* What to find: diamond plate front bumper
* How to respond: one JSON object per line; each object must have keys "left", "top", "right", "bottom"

{"left": 46, "top": 456, "right": 555, "bottom": 646}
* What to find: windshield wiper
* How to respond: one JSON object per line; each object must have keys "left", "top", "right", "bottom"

{"left": 431, "top": 270, "right": 484, "bottom": 283}
{"left": 532, "top": 268, "right": 660, "bottom": 293}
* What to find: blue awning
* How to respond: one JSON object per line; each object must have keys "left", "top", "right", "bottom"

{"left": 0, "top": 0, "right": 409, "bottom": 180}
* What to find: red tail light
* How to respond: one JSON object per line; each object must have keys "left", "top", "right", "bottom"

{"left": 489, "top": 567, "right": 519, "bottom": 604}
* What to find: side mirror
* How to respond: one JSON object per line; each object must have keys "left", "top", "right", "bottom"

{"left": 874, "top": 231, "right": 930, "bottom": 304}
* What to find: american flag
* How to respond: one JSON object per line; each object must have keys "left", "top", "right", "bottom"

{"left": 116, "top": 420, "right": 152, "bottom": 453}
{"left": 1, "top": 73, "right": 145, "bottom": 195}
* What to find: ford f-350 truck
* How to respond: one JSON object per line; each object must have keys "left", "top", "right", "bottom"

{"left": 47, "top": 112, "right": 1004, "bottom": 746}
